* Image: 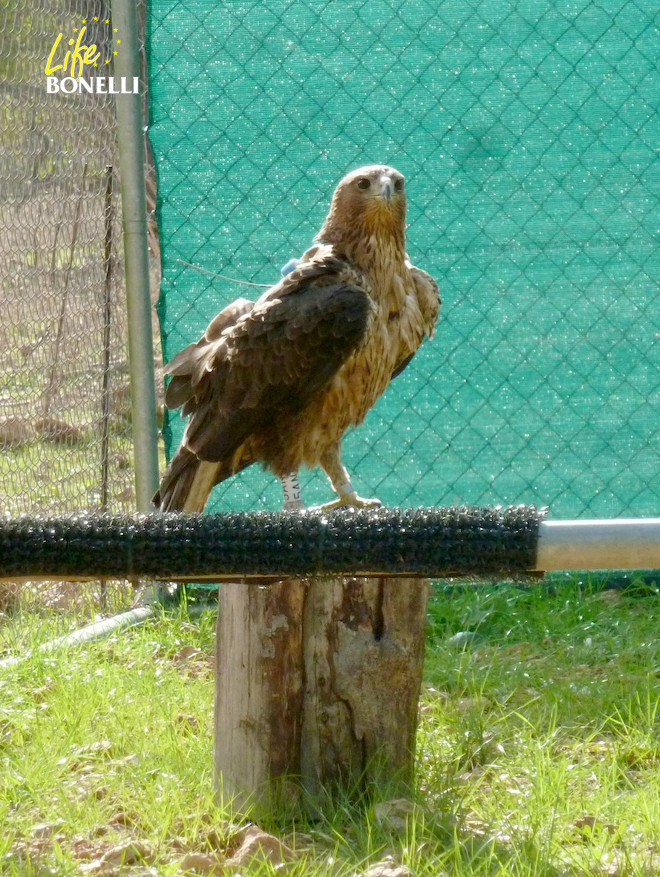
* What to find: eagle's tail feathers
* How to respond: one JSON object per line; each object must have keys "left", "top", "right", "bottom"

{"left": 154, "top": 449, "right": 221, "bottom": 512}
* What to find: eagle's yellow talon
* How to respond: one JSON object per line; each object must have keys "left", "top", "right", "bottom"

{"left": 315, "top": 493, "right": 383, "bottom": 511}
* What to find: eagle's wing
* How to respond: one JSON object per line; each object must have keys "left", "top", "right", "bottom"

{"left": 410, "top": 265, "right": 441, "bottom": 338}
{"left": 391, "top": 264, "right": 440, "bottom": 380}
{"left": 164, "top": 297, "right": 255, "bottom": 414}
{"left": 167, "top": 254, "right": 374, "bottom": 472}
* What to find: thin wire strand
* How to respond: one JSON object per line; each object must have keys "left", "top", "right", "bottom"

{"left": 176, "top": 259, "right": 271, "bottom": 288}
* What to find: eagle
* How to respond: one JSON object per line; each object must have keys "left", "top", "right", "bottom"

{"left": 154, "top": 165, "right": 439, "bottom": 513}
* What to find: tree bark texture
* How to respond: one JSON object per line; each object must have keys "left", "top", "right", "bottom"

{"left": 214, "top": 575, "right": 429, "bottom": 812}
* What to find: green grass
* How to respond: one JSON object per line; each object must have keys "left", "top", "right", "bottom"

{"left": 0, "top": 438, "right": 137, "bottom": 515}
{"left": 1, "top": 580, "right": 660, "bottom": 875}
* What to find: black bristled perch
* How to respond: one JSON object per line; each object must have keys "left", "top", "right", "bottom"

{"left": 0, "top": 505, "right": 542, "bottom": 581}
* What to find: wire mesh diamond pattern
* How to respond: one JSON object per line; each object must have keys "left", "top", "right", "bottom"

{"left": 0, "top": 0, "right": 136, "bottom": 516}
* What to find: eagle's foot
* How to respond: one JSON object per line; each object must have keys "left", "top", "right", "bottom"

{"left": 316, "top": 491, "right": 383, "bottom": 511}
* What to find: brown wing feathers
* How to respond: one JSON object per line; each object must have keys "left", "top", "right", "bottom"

{"left": 155, "top": 259, "right": 373, "bottom": 510}
{"left": 186, "top": 280, "right": 371, "bottom": 459}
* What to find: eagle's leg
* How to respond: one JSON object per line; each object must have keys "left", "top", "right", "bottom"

{"left": 281, "top": 472, "right": 304, "bottom": 511}
{"left": 316, "top": 444, "right": 382, "bottom": 510}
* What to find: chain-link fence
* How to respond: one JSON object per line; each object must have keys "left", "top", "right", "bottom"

{"left": 147, "top": 0, "right": 660, "bottom": 519}
{"left": 0, "top": 0, "right": 138, "bottom": 517}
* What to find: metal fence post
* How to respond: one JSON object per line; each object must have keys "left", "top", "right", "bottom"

{"left": 112, "top": 0, "right": 160, "bottom": 510}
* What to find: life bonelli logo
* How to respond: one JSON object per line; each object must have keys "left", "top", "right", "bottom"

{"left": 45, "top": 16, "right": 138, "bottom": 94}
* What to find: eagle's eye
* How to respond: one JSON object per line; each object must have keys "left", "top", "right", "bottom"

{"left": 394, "top": 178, "right": 404, "bottom": 192}
{"left": 356, "top": 177, "right": 371, "bottom": 190}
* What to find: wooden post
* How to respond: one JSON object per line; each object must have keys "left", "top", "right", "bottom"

{"left": 214, "top": 575, "right": 429, "bottom": 813}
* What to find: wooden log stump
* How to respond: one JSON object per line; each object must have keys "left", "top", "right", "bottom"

{"left": 214, "top": 575, "right": 429, "bottom": 813}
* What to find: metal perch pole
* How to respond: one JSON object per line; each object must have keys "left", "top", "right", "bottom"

{"left": 112, "top": 0, "right": 160, "bottom": 511}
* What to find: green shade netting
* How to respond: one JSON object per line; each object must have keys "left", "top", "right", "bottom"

{"left": 147, "top": 0, "right": 660, "bottom": 516}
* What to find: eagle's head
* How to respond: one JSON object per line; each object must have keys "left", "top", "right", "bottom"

{"left": 317, "top": 165, "right": 407, "bottom": 254}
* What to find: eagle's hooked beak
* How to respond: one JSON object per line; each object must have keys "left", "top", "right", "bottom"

{"left": 379, "top": 176, "right": 393, "bottom": 202}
